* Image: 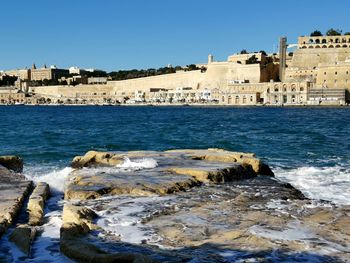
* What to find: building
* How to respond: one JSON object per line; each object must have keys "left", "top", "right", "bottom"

{"left": 87, "top": 77, "right": 108, "bottom": 85}
{"left": 0, "top": 88, "right": 26, "bottom": 104}
{"left": 264, "top": 82, "right": 310, "bottom": 105}
{"left": 285, "top": 35, "right": 350, "bottom": 90}
{"left": 31, "top": 64, "right": 69, "bottom": 81}
{"left": 3, "top": 69, "right": 31, "bottom": 80}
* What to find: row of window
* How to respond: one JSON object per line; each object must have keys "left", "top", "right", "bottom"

{"left": 268, "top": 87, "right": 304, "bottom": 92}
{"left": 303, "top": 38, "right": 350, "bottom": 44}
{"left": 324, "top": 71, "right": 349, "bottom": 75}
{"left": 301, "top": 44, "right": 348, "bottom": 49}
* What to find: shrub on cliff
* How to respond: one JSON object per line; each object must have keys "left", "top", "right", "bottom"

{"left": 310, "top": 30, "right": 323, "bottom": 37}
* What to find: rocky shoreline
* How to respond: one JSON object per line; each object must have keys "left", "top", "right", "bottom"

{"left": 0, "top": 149, "right": 349, "bottom": 262}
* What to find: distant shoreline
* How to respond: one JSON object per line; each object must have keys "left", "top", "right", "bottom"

{"left": 0, "top": 103, "right": 349, "bottom": 108}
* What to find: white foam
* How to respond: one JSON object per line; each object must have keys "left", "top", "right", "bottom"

{"left": 24, "top": 166, "right": 73, "bottom": 193}
{"left": 274, "top": 165, "right": 350, "bottom": 205}
{"left": 89, "top": 196, "right": 174, "bottom": 245}
{"left": 116, "top": 157, "right": 158, "bottom": 170}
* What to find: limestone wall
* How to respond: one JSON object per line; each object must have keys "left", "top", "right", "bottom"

{"left": 290, "top": 48, "right": 350, "bottom": 69}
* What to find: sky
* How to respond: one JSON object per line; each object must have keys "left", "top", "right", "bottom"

{"left": 1, "top": 0, "right": 350, "bottom": 72}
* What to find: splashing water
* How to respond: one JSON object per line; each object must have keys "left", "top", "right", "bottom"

{"left": 275, "top": 165, "right": 350, "bottom": 205}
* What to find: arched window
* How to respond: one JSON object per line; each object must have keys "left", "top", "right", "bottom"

{"left": 274, "top": 88, "right": 279, "bottom": 92}
{"left": 315, "top": 45, "right": 321, "bottom": 48}
{"left": 301, "top": 46, "right": 307, "bottom": 49}
{"left": 336, "top": 45, "right": 341, "bottom": 48}
{"left": 309, "top": 46, "right": 314, "bottom": 48}
{"left": 309, "top": 39, "right": 314, "bottom": 43}
{"left": 342, "top": 44, "right": 348, "bottom": 48}
{"left": 300, "top": 87, "right": 304, "bottom": 92}
{"left": 292, "top": 95, "right": 296, "bottom": 103}
{"left": 322, "top": 45, "right": 327, "bottom": 48}
{"left": 322, "top": 39, "right": 327, "bottom": 44}
{"left": 329, "top": 45, "right": 334, "bottom": 48}
{"left": 235, "top": 96, "right": 239, "bottom": 104}
{"left": 228, "top": 96, "right": 232, "bottom": 104}
{"left": 267, "top": 88, "right": 270, "bottom": 93}
{"left": 315, "top": 39, "right": 320, "bottom": 44}
{"left": 242, "top": 96, "right": 247, "bottom": 104}
{"left": 335, "top": 38, "right": 340, "bottom": 43}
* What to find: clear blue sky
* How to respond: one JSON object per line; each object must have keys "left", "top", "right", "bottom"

{"left": 1, "top": 0, "right": 350, "bottom": 71}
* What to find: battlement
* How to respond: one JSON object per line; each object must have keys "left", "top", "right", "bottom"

{"left": 298, "top": 36, "right": 350, "bottom": 49}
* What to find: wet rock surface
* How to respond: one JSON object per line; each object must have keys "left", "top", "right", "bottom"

{"left": 0, "top": 162, "right": 32, "bottom": 238}
{"left": 66, "top": 149, "right": 268, "bottom": 200}
{"left": 60, "top": 149, "right": 350, "bottom": 262}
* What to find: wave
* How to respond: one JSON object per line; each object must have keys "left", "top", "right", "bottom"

{"left": 116, "top": 157, "right": 158, "bottom": 170}
{"left": 274, "top": 165, "right": 350, "bottom": 205}
{"left": 24, "top": 166, "right": 73, "bottom": 194}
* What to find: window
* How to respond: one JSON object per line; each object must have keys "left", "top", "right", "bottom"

{"left": 335, "top": 72, "right": 338, "bottom": 75}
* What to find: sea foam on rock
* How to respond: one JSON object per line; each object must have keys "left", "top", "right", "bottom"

{"left": 66, "top": 149, "right": 273, "bottom": 200}
{"left": 60, "top": 149, "right": 350, "bottom": 262}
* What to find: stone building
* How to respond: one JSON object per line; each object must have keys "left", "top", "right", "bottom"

{"left": 3, "top": 69, "right": 31, "bottom": 80}
{"left": 218, "top": 83, "right": 265, "bottom": 105}
{"left": 286, "top": 35, "right": 350, "bottom": 89}
{"left": 264, "top": 82, "right": 310, "bottom": 105}
{"left": 0, "top": 88, "right": 26, "bottom": 104}
{"left": 31, "top": 64, "right": 69, "bottom": 81}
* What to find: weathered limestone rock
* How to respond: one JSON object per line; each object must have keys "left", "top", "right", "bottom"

{"left": 9, "top": 225, "right": 36, "bottom": 256}
{"left": 71, "top": 151, "right": 124, "bottom": 168}
{"left": 27, "top": 182, "right": 50, "bottom": 226}
{"left": 0, "top": 164, "right": 32, "bottom": 238}
{"left": 0, "top": 156, "right": 23, "bottom": 173}
{"left": 60, "top": 204, "right": 154, "bottom": 263}
{"left": 66, "top": 149, "right": 273, "bottom": 200}
{"left": 166, "top": 149, "right": 274, "bottom": 176}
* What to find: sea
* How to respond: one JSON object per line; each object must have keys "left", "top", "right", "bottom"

{"left": 0, "top": 105, "right": 349, "bottom": 262}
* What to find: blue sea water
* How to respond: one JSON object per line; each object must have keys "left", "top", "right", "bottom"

{"left": 1, "top": 105, "right": 350, "bottom": 262}
{"left": 0, "top": 105, "right": 350, "bottom": 203}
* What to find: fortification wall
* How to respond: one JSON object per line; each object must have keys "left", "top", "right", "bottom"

{"left": 290, "top": 48, "right": 350, "bottom": 69}
{"left": 109, "top": 70, "right": 206, "bottom": 92}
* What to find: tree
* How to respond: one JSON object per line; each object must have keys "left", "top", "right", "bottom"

{"left": 310, "top": 30, "right": 323, "bottom": 37}
{"left": 259, "top": 50, "right": 267, "bottom": 56}
{"left": 240, "top": 49, "right": 248, "bottom": 54}
{"left": 246, "top": 55, "right": 259, "bottom": 64}
{"left": 0, "top": 75, "right": 17, "bottom": 87}
{"left": 326, "top": 28, "right": 342, "bottom": 36}
{"left": 345, "top": 32, "right": 350, "bottom": 35}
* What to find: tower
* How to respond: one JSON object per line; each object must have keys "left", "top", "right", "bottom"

{"left": 208, "top": 54, "right": 214, "bottom": 64}
{"left": 279, "top": 37, "right": 287, "bottom": 82}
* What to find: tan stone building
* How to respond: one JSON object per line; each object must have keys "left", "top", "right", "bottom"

{"left": 264, "top": 82, "right": 310, "bottom": 105}
{"left": 0, "top": 88, "right": 26, "bottom": 104}
{"left": 285, "top": 35, "right": 350, "bottom": 90}
{"left": 3, "top": 69, "right": 31, "bottom": 80}
{"left": 31, "top": 64, "right": 69, "bottom": 81}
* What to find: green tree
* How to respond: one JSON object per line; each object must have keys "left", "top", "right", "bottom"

{"left": 246, "top": 55, "right": 259, "bottom": 64}
{"left": 240, "top": 49, "right": 248, "bottom": 54}
{"left": 326, "top": 28, "right": 342, "bottom": 36}
{"left": 310, "top": 30, "right": 323, "bottom": 37}
{"left": 344, "top": 32, "right": 350, "bottom": 35}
